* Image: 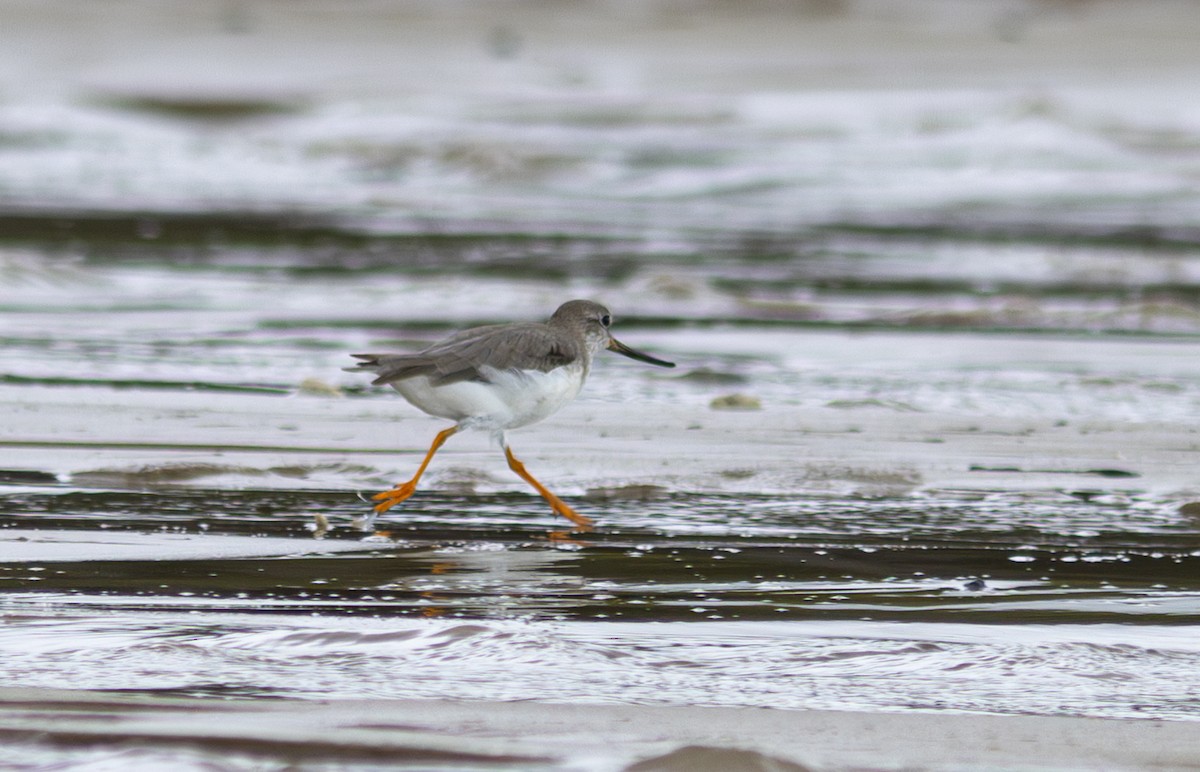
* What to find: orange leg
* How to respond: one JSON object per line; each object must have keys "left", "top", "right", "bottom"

{"left": 504, "top": 445, "right": 595, "bottom": 531}
{"left": 371, "top": 426, "right": 458, "bottom": 514}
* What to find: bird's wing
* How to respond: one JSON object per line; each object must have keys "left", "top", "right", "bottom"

{"left": 350, "top": 323, "right": 579, "bottom": 387}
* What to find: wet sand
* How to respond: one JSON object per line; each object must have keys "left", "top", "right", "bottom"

{"left": 4, "top": 327, "right": 1199, "bottom": 767}
{"left": 6, "top": 328, "right": 1200, "bottom": 503}
{"left": 1, "top": 688, "right": 1197, "bottom": 771}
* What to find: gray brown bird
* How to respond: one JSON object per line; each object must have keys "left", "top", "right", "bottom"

{"left": 348, "top": 300, "right": 675, "bottom": 529}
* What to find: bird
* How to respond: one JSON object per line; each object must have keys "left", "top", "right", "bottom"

{"left": 347, "top": 299, "right": 675, "bottom": 530}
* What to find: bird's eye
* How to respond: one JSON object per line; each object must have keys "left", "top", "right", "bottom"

{"left": 600, "top": 314, "right": 611, "bottom": 327}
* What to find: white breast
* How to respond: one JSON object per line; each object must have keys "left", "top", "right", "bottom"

{"left": 390, "top": 361, "right": 587, "bottom": 432}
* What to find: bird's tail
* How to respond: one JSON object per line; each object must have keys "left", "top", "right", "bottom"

{"left": 343, "top": 354, "right": 382, "bottom": 374}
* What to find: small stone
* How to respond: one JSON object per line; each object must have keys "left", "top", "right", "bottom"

{"left": 298, "top": 377, "right": 343, "bottom": 397}
{"left": 709, "top": 393, "right": 761, "bottom": 411}
{"left": 678, "top": 367, "right": 749, "bottom": 385}
{"left": 585, "top": 484, "right": 670, "bottom": 502}
{"left": 308, "top": 513, "right": 331, "bottom": 539}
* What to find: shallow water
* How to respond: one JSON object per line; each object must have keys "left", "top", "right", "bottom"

{"left": 3, "top": 484, "right": 1200, "bottom": 723}
{"left": 3, "top": 0, "right": 1200, "bottom": 768}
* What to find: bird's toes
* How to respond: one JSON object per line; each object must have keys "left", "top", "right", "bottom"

{"left": 554, "top": 505, "right": 595, "bottom": 530}
{"left": 546, "top": 530, "right": 591, "bottom": 545}
{"left": 370, "top": 484, "right": 417, "bottom": 513}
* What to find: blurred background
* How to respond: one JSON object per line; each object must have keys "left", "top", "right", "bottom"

{"left": 3, "top": 0, "right": 1200, "bottom": 337}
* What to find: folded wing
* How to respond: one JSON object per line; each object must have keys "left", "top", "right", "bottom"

{"left": 349, "top": 323, "right": 580, "bottom": 387}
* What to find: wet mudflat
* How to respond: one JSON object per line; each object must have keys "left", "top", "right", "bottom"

{"left": 4, "top": 0, "right": 1200, "bottom": 769}
{"left": 3, "top": 322, "right": 1200, "bottom": 766}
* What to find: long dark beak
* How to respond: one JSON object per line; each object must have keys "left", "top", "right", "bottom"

{"left": 608, "top": 337, "right": 675, "bottom": 368}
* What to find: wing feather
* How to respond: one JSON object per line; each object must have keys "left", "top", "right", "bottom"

{"left": 348, "top": 322, "right": 579, "bottom": 387}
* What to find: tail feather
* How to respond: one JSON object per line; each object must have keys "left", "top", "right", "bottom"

{"left": 343, "top": 353, "right": 381, "bottom": 372}
{"left": 345, "top": 353, "right": 438, "bottom": 386}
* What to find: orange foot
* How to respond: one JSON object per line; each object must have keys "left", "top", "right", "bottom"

{"left": 547, "top": 496, "right": 596, "bottom": 531}
{"left": 545, "top": 530, "right": 590, "bottom": 546}
{"left": 371, "top": 481, "right": 418, "bottom": 514}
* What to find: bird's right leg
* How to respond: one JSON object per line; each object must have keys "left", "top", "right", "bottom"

{"left": 371, "top": 425, "right": 458, "bottom": 514}
{"left": 504, "top": 444, "right": 595, "bottom": 531}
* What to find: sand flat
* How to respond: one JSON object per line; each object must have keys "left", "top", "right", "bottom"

{"left": 0, "top": 688, "right": 1196, "bottom": 771}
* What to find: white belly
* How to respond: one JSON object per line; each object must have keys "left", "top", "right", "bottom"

{"left": 391, "top": 364, "right": 585, "bottom": 431}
